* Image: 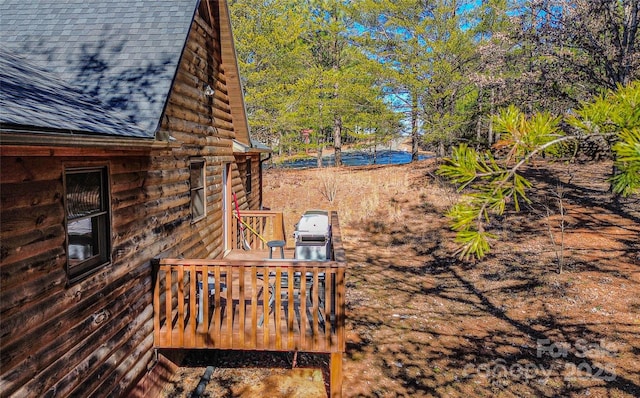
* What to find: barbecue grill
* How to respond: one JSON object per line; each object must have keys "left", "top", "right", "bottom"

{"left": 293, "top": 210, "right": 332, "bottom": 260}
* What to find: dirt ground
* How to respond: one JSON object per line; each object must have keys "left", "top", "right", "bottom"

{"left": 161, "top": 159, "right": 640, "bottom": 397}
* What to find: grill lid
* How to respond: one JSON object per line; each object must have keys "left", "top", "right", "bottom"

{"left": 295, "top": 210, "right": 329, "bottom": 235}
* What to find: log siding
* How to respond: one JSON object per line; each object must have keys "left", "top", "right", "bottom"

{"left": 0, "top": 4, "right": 260, "bottom": 396}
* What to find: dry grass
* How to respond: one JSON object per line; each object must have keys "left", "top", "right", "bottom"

{"left": 265, "top": 163, "right": 444, "bottom": 237}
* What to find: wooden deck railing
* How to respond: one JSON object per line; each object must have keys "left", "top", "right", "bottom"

{"left": 153, "top": 211, "right": 346, "bottom": 396}
{"left": 153, "top": 259, "right": 345, "bottom": 353}
{"left": 232, "top": 210, "right": 285, "bottom": 250}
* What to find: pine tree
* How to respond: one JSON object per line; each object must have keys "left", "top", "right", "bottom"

{"left": 438, "top": 82, "right": 640, "bottom": 260}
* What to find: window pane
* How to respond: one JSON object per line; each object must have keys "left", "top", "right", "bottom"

{"left": 65, "top": 167, "right": 110, "bottom": 282}
{"left": 246, "top": 159, "right": 252, "bottom": 193}
{"left": 67, "top": 218, "right": 97, "bottom": 264}
{"left": 67, "top": 171, "right": 103, "bottom": 219}
{"left": 192, "top": 188, "right": 205, "bottom": 219}
{"left": 190, "top": 159, "right": 206, "bottom": 221}
{"left": 190, "top": 161, "right": 204, "bottom": 189}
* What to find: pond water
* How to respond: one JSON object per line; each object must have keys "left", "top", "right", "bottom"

{"left": 272, "top": 150, "right": 431, "bottom": 169}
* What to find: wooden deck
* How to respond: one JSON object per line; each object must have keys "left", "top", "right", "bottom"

{"left": 154, "top": 258, "right": 344, "bottom": 352}
{"left": 152, "top": 211, "right": 346, "bottom": 396}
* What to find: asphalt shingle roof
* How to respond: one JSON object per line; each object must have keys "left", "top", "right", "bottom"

{"left": 0, "top": 48, "right": 148, "bottom": 137}
{"left": 0, "top": 0, "right": 199, "bottom": 138}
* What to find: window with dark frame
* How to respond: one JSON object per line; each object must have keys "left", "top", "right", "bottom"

{"left": 65, "top": 167, "right": 111, "bottom": 283}
{"left": 190, "top": 158, "right": 206, "bottom": 221}
{"left": 245, "top": 158, "right": 252, "bottom": 194}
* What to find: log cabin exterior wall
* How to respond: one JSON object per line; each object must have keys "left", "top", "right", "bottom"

{"left": 235, "top": 153, "right": 263, "bottom": 209}
{"left": 0, "top": 3, "right": 261, "bottom": 396}
{"left": 0, "top": 150, "right": 158, "bottom": 397}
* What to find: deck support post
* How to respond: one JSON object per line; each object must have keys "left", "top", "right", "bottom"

{"left": 330, "top": 352, "right": 343, "bottom": 397}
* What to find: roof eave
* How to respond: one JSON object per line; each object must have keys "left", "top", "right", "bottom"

{"left": 232, "top": 139, "right": 271, "bottom": 154}
{"left": 0, "top": 130, "right": 178, "bottom": 151}
{"left": 217, "top": 0, "right": 252, "bottom": 146}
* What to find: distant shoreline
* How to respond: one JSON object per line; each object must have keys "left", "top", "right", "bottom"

{"left": 272, "top": 145, "right": 435, "bottom": 165}
{"left": 269, "top": 148, "right": 434, "bottom": 169}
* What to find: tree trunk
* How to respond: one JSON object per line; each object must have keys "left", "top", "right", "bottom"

{"left": 411, "top": 93, "right": 419, "bottom": 162}
{"left": 333, "top": 114, "right": 342, "bottom": 167}
{"left": 316, "top": 127, "right": 324, "bottom": 168}
{"left": 476, "top": 85, "right": 483, "bottom": 147}
{"left": 438, "top": 141, "right": 445, "bottom": 158}
{"left": 488, "top": 87, "right": 495, "bottom": 145}
{"left": 332, "top": 24, "right": 343, "bottom": 167}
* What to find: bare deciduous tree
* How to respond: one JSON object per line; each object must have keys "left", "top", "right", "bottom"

{"left": 535, "top": 0, "right": 639, "bottom": 91}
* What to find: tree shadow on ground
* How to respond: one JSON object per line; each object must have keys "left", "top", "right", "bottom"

{"left": 343, "top": 161, "right": 639, "bottom": 397}
{"left": 346, "top": 247, "right": 640, "bottom": 396}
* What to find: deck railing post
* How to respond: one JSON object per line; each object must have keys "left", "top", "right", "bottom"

{"left": 275, "top": 212, "right": 284, "bottom": 241}
{"left": 177, "top": 265, "right": 185, "bottom": 346}
{"left": 189, "top": 265, "right": 196, "bottom": 346}
{"left": 153, "top": 260, "right": 160, "bottom": 347}
{"left": 330, "top": 352, "right": 343, "bottom": 397}
{"left": 165, "top": 268, "right": 172, "bottom": 347}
